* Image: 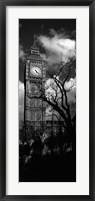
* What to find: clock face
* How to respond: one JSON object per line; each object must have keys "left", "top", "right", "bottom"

{"left": 30, "top": 66, "right": 41, "bottom": 77}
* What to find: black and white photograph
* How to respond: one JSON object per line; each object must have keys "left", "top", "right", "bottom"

{"left": 19, "top": 19, "right": 76, "bottom": 182}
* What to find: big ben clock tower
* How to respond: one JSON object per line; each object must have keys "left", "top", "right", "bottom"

{"left": 24, "top": 36, "right": 46, "bottom": 133}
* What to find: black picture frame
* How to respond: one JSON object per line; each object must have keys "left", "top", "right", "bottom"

{"left": 0, "top": 0, "right": 95, "bottom": 200}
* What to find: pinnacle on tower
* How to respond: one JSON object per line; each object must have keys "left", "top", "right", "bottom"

{"left": 30, "top": 34, "right": 42, "bottom": 58}
{"left": 31, "top": 34, "right": 38, "bottom": 50}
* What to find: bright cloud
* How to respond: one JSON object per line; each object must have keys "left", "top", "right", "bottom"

{"left": 64, "top": 77, "right": 76, "bottom": 92}
{"left": 38, "top": 32, "right": 76, "bottom": 65}
{"left": 63, "top": 77, "right": 76, "bottom": 104}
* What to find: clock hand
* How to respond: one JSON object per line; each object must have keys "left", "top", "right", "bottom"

{"left": 35, "top": 69, "right": 39, "bottom": 74}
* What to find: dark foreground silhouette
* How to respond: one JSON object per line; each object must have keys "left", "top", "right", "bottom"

{"left": 19, "top": 149, "right": 76, "bottom": 182}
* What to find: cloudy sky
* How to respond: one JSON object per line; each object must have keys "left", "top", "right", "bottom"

{"left": 19, "top": 19, "right": 76, "bottom": 123}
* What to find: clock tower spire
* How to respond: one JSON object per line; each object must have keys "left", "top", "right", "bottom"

{"left": 32, "top": 34, "right": 37, "bottom": 48}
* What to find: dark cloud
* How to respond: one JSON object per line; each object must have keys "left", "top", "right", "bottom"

{"left": 19, "top": 45, "right": 26, "bottom": 82}
{"left": 19, "top": 23, "right": 22, "bottom": 28}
